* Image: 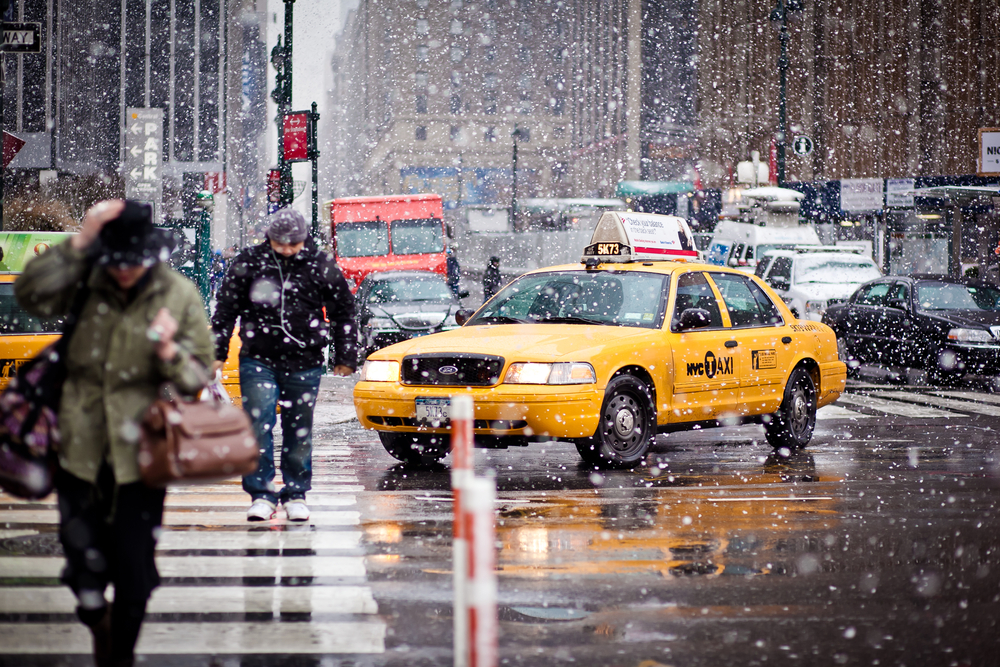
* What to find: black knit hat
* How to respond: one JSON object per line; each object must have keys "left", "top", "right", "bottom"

{"left": 97, "top": 201, "right": 176, "bottom": 268}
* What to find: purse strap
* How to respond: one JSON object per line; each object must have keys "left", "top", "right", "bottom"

{"left": 54, "top": 257, "right": 97, "bottom": 355}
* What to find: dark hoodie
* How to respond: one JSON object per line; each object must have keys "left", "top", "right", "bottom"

{"left": 212, "top": 239, "right": 357, "bottom": 371}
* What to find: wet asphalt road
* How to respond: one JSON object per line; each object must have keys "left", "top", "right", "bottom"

{"left": 2, "top": 376, "right": 1000, "bottom": 666}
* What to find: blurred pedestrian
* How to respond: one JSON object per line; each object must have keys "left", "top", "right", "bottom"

{"left": 483, "top": 255, "right": 502, "bottom": 302}
{"left": 446, "top": 243, "right": 461, "bottom": 298}
{"left": 15, "top": 199, "right": 214, "bottom": 667}
{"left": 211, "top": 208, "right": 357, "bottom": 522}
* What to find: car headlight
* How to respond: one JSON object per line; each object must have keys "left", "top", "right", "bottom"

{"left": 361, "top": 360, "right": 400, "bottom": 382}
{"left": 503, "top": 362, "right": 597, "bottom": 385}
{"left": 804, "top": 300, "right": 827, "bottom": 316}
{"left": 368, "top": 317, "right": 396, "bottom": 330}
{"left": 947, "top": 328, "right": 995, "bottom": 344}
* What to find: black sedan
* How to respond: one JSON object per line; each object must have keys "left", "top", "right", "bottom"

{"left": 355, "top": 271, "right": 466, "bottom": 360}
{"left": 822, "top": 274, "right": 1000, "bottom": 382}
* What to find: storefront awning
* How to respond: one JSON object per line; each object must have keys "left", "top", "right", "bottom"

{"left": 615, "top": 181, "right": 694, "bottom": 197}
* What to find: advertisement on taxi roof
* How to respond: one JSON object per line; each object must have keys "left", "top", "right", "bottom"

{"left": 617, "top": 213, "right": 697, "bottom": 257}
{"left": 0, "top": 232, "right": 69, "bottom": 272}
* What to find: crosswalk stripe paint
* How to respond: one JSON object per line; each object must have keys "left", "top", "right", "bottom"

{"left": 0, "top": 509, "right": 361, "bottom": 527}
{"left": 0, "top": 555, "right": 368, "bottom": 579}
{"left": 872, "top": 390, "right": 1000, "bottom": 417}
{"left": 0, "top": 584, "right": 379, "bottom": 614}
{"left": 817, "top": 404, "right": 871, "bottom": 419}
{"left": 156, "top": 530, "right": 363, "bottom": 551}
{"left": 933, "top": 390, "right": 1000, "bottom": 406}
{"left": 836, "top": 393, "right": 964, "bottom": 418}
{"left": 0, "top": 621, "right": 386, "bottom": 654}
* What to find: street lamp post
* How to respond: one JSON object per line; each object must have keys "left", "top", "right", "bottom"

{"left": 769, "top": 0, "right": 802, "bottom": 186}
{"left": 511, "top": 125, "right": 521, "bottom": 230}
{"left": 270, "top": 0, "right": 296, "bottom": 209}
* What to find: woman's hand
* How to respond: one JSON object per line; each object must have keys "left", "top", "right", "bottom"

{"left": 72, "top": 200, "right": 125, "bottom": 251}
{"left": 149, "top": 308, "right": 179, "bottom": 361}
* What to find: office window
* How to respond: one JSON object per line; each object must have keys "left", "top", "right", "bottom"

{"left": 450, "top": 0, "right": 462, "bottom": 9}
{"left": 484, "top": 73, "right": 498, "bottom": 89}
{"left": 450, "top": 19, "right": 463, "bottom": 34}
{"left": 483, "top": 98, "right": 497, "bottom": 115}
{"left": 416, "top": 45, "right": 429, "bottom": 61}
{"left": 518, "top": 45, "right": 530, "bottom": 63}
{"left": 416, "top": 0, "right": 428, "bottom": 6}
{"left": 451, "top": 94, "right": 462, "bottom": 114}
{"left": 450, "top": 45, "right": 464, "bottom": 62}
{"left": 451, "top": 125, "right": 461, "bottom": 141}
{"left": 515, "top": 127, "right": 530, "bottom": 142}
{"left": 484, "top": 18, "right": 496, "bottom": 36}
{"left": 416, "top": 94, "right": 428, "bottom": 113}
{"left": 415, "top": 126, "right": 427, "bottom": 140}
{"left": 415, "top": 71, "right": 428, "bottom": 88}
{"left": 483, "top": 46, "right": 495, "bottom": 61}
{"left": 451, "top": 71, "right": 462, "bottom": 88}
{"left": 416, "top": 18, "right": 429, "bottom": 34}
{"left": 550, "top": 95, "right": 565, "bottom": 116}
{"left": 484, "top": 126, "right": 496, "bottom": 142}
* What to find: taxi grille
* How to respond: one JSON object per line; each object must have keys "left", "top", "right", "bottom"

{"left": 401, "top": 353, "right": 504, "bottom": 386}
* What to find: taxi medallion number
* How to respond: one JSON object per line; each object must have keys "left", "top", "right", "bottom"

{"left": 415, "top": 397, "right": 450, "bottom": 425}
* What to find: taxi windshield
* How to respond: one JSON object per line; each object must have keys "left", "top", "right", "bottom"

{"left": 0, "top": 284, "right": 63, "bottom": 333}
{"left": 467, "top": 270, "right": 668, "bottom": 328}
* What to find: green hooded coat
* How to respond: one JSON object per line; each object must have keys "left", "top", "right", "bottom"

{"left": 15, "top": 240, "right": 214, "bottom": 485}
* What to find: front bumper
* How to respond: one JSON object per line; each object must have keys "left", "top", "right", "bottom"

{"left": 940, "top": 343, "right": 1000, "bottom": 375}
{"left": 353, "top": 380, "right": 604, "bottom": 439}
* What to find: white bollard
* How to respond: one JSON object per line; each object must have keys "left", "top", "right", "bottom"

{"left": 450, "top": 395, "right": 474, "bottom": 667}
{"left": 464, "top": 474, "right": 498, "bottom": 667}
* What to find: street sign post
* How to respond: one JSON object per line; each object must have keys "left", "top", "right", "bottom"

{"left": 1, "top": 23, "right": 41, "bottom": 53}
{"left": 793, "top": 135, "right": 814, "bottom": 156}
{"left": 124, "top": 108, "right": 164, "bottom": 222}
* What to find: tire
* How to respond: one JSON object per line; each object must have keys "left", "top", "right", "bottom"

{"left": 764, "top": 367, "right": 817, "bottom": 450}
{"left": 378, "top": 432, "right": 449, "bottom": 464}
{"left": 836, "top": 336, "right": 859, "bottom": 377}
{"left": 575, "top": 375, "right": 656, "bottom": 469}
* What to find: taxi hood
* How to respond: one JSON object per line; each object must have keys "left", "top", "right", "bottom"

{"left": 369, "top": 323, "right": 651, "bottom": 362}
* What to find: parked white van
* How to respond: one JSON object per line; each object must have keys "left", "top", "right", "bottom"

{"left": 706, "top": 219, "right": 821, "bottom": 271}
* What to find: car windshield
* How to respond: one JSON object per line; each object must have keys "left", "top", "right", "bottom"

{"left": 390, "top": 218, "right": 444, "bottom": 255}
{"left": 467, "top": 270, "right": 668, "bottom": 328}
{"left": 0, "top": 284, "right": 63, "bottom": 333}
{"left": 335, "top": 221, "right": 389, "bottom": 257}
{"left": 367, "top": 275, "right": 453, "bottom": 303}
{"left": 794, "top": 255, "right": 881, "bottom": 284}
{"left": 915, "top": 281, "right": 1000, "bottom": 311}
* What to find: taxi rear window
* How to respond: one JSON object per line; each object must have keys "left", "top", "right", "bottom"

{"left": 0, "top": 284, "right": 63, "bottom": 334}
{"left": 468, "top": 270, "right": 668, "bottom": 329}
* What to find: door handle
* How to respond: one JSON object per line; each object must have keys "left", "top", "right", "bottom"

{"left": 781, "top": 336, "right": 792, "bottom": 344}
{"left": 725, "top": 340, "right": 738, "bottom": 348}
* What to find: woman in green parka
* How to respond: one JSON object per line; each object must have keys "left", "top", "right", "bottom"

{"left": 15, "top": 199, "right": 214, "bottom": 667}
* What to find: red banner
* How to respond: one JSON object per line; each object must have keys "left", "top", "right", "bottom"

{"left": 2, "top": 131, "right": 25, "bottom": 168}
{"left": 267, "top": 169, "right": 281, "bottom": 203}
{"left": 283, "top": 112, "right": 309, "bottom": 162}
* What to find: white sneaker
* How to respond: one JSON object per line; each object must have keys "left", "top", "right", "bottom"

{"left": 247, "top": 499, "right": 276, "bottom": 521}
{"left": 284, "top": 500, "right": 310, "bottom": 522}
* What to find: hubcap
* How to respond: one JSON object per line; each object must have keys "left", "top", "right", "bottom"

{"left": 603, "top": 392, "right": 645, "bottom": 454}
{"left": 789, "top": 383, "right": 811, "bottom": 436}
{"left": 614, "top": 408, "right": 635, "bottom": 437}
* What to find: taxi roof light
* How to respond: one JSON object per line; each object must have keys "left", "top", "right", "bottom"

{"left": 581, "top": 211, "right": 698, "bottom": 264}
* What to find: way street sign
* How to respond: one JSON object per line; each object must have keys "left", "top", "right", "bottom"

{"left": 1, "top": 23, "right": 41, "bottom": 53}
{"left": 793, "top": 135, "right": 814, "bottom": 156}
{"left": 124, "top": 108, "right": 164, "bottom": 221}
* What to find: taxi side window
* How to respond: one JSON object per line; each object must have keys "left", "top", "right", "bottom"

{"left": 856, "top": 282, "right": 891, "bottom": 306}
{"left": 710, "top": 272, "right": 783, "bottom": 328}
{"left": 671, "top": 271, "right": 723, "bottom": 331}
{"left": 0, "top": 285, "right": 61, "bottom": 334}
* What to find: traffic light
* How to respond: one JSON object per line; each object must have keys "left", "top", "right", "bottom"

{"left": 270, "top": 38, "right": 288, "bottom": 106}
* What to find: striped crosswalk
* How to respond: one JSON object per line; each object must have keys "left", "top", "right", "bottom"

{"left": 0, "top": 435, "right": 385, "bottom": 657}
{"left": 817, "top": 386, "right": 1000, "bottom": 420}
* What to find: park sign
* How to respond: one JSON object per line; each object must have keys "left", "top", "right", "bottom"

{"left": 124, "top": 108, "right": 163, "bottom": 222}
{"left": 1, "top": 23, "right": 40, "bottom": 53}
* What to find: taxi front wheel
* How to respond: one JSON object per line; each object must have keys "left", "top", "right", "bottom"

{"left": 763, "top": 367, "right": 817, "bottom": 450}
{"left": 378, "top": 432, "right": 449, "bottom": 464}
{"left": 575, "top": 375, "right": 656, "bottom": 469}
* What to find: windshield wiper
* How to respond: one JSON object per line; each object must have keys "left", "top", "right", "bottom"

{"left": 533, "top": 315, "right": 605, "bottom": 325}
{"left": 473, "top": 315, "right": 528, "bottom": 324}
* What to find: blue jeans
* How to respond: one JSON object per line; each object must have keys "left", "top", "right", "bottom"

{"left": 239, "top": 359, "right": 323, "bottom": 505}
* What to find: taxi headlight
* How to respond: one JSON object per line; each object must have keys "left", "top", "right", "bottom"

{"left": 503, "top": 362, "right": 597, "bottom": 385}
{"left": 361, "top": 360, "right": 400, "bottom": 382}
{"left": 947, "top": 328, "right": 995, "bottom": 344}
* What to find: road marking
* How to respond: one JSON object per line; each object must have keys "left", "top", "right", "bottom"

{"left": 872, "top": 390, "right": 1000, "bottom": 417}
{"left": 0, "top": 509, "right": 361, "bottom": 526}
{"left": 156, "top": 530, "right": 363, "bottom": 551}
{"left": 836, "top": 393, "right": 964, "bottom": 418}
{"left": 933, "top": 390, "right": 1000, "bottom": 406}
{"left": 818, "top": 404, "right": 871, "bottom": 419}
{"left": 705, "top": 496, "right": 834, "bottom": 502}
{"left": 0, "top": 621, "right": 386, "bottom": 654}
{"left": 0, "top": 555, "right": 368, "bottom": 579}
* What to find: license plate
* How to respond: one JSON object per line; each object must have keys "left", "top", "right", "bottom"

{"left": 415, "top": 397, "right": 450, "bottom": 426}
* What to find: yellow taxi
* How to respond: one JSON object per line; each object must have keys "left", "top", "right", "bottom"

{"left": 0, "top": 232, "right": 241, "bottom": 400}
{"left": 354, "top": 212, "right": 846, "bottom": 468}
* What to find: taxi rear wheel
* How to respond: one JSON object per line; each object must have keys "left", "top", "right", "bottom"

{"left": 764, "top": 367, "right": 816, "bottom": 450}
{"left": 378, "top": 432, "right": 449, "bottom": 464}
{"left": 575, "top": 375, "right": 655, "bottom": 469}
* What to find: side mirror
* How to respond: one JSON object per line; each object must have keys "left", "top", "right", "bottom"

{"left": 887, "top": 298, "right": 908, "bottom": 311}
{"left": 677, "top": 307, "right": 713, "bottom": 332}
{"left": 458, "top": 289, "right": 470, "bottom": 299}
{"left": 455, "top": 308, "right": 474, "bottom": 326}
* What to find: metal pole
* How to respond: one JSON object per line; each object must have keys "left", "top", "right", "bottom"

{"left": 279, "top": 0, "right": 295, "bottom": 207}
{"left": 777, "top": 13, "right": 788, "bottom": 186}
{"left": 310, "top": 101, "right": 319, "bottom": 239}
{"left": 0, "top": 52, "right": 5, "bottom": 230}
{"left": 510, "top": 126, "right": 518, "bottom": 230}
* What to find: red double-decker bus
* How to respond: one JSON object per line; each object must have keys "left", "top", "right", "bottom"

{"left": 325, "top": 194, "right": 447, "bottom": 291}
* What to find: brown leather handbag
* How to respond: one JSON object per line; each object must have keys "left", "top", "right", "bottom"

{"left": 139, "top": 383, "right": 258, "bottom": 487}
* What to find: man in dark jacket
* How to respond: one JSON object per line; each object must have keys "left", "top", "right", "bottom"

{"left": 483, "top": 255, "right": 502, "bottom": 302}
{"left": 212, "top": 209, "right": 356, "bottom": 522}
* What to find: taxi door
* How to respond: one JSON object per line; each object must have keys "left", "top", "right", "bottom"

{"left": 668, "top": 270, "right": 740, "bottom": 422}
{"left": 707, "top": 271, "right": 798, "bottom": 415}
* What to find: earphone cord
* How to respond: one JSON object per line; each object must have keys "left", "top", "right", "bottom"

{"left": 270, "top": 246, "right": 308, "bottom": 348}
